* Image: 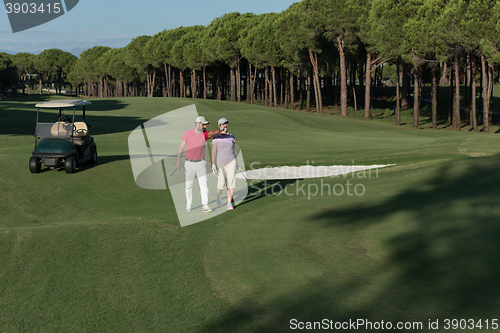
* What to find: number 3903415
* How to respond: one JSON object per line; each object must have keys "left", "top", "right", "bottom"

{"left": 5, "top": 3, "right": 61, "bottom": 14}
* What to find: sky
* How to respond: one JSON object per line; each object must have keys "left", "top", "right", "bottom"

{"left": 0, "top": 0, "right": 298, "bottom": 57}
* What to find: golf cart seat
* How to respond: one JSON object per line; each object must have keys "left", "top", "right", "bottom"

{"left": 73, "top": 122, "right": 88, "bottom": 137}
{"left": 50, "top": 122, "right": 73, "bottom": 138}
{"left": 72, "top": 122, "right": 88, "bottom": 145}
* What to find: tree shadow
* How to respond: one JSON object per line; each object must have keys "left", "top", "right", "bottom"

{"left": 196, "top": 154, "right": 500, "bottom": 332}
{"left": 0, "top": 98, "right": 148, "bottom": 137}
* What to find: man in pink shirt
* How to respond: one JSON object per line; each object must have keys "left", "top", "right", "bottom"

{"left": 176, "top": 116, "right": 219, "bottom": 213}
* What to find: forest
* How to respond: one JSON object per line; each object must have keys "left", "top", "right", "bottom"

{"left": 1, "top": 0, "right": 500, "bottom": 132}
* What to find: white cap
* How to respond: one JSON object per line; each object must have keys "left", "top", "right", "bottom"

{"left": 218, "top": 118, "right": 229, "bottom": 125}
{"left": 195, "top": 116, "right": 209, "bottom": 124}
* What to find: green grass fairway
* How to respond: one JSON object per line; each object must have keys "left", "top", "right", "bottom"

{"left": 2, "top": 95, "right": 500, "bottom": 332}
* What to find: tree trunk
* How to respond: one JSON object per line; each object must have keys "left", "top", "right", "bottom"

{"left": 99, "top": 76, "right": 103, "bottom": 98}
{"left": 212, "top": 68, "right": 217, "bottom": 100}
{"left": 253, "top": 66, "right": 258, "bottom": 104}
{"left": 481, "top": 54, "right": 490, "bottom": 133}
{"left": 104, "top": 76, "right": 108, "bottom": 98}
{"left": 258, "top": 68, "right": 263, "bottom": 104}
{"left": 489, "top": 62, "right": 494, "bottom": 127}
{"left": 247, "top": 63, "right": 252, "bottom": 104}
{"left": 285, "top": 69, "right": 289, "bottom": 107}
{"left": 413, "top": 66, "right": 420, "bottom": 129}
{"left": 350, "top": 63, "right": 357, "bottom": 112}
{"left": 479, "top": 61, "right": 483, "bottom": 120}
{"left": 431, "top": 64, "right": 438, "bottom": 129}
{"left": 218, "top": 67, "right": 224, "bottom": 100}
{"left": 440, "top": 62, "right": 448, "bottom": 85}
{"left": 364, "top": 52, "right": 372, "bottom": 118}
{"left": 58, "top": 71, "right": 62, "bottom": 95}
{"left": 272, "top": 66, "right": 277, "bottom": 108}
{"left": 180, "top": 69, "right": 184, "bottom": 98}
{"left": 290, "top": 72, "right": 295, "bottom": 110}
{"left": 164, "top": 63, "right": 169, "bottom": 97}
{"left": 464, "top": 53, "right": 470, "bottom": 125}
{"left": 152, "top": 68, "right": 156, "bottom": 97}
{"left": 236, "top": 57, "right": 241, "bottom": 102}
{"left": 396, "top": 59, "right": 401, "bottom": 125}
{"left": 203, "top": 66, "right": 207, "bottom": 99}
{"left": 269, "top": 68, "right": 274, "bottom": 107}
{"left": 264, "top": 67, "right": 269, "bottom": 106}
{"left": 307, "top": 67, "right": 311, "bottom": 112}
{"left": 402, "top": 63, "right": 409, "bottom": 108}
{"left": 21, "top": 75, "right": 26, "bottom": 94}
{"left": 309, "top": 48, "right": 322, "bottom": 113}
{"left": 146, "top": 69, "right": 151, "bottom": 97}
{"left": 164, "top": 63, "right": 172, "bottom": 97}
{"left": 337, "top": 34, "right": 347, "bottom": 116}
{"left": 281, "top": 68, "right": 285, "bottom": 107}
{"left": 448, "top": 67, "right": 453, "bottom": 125}
{"left": 471, "top": 56, "right": 478, "bottom": 132}
{"left": 453, "top": 58, "right": 461, "bottom": 130}
{"left": 230, "top": 65, "right": 236, "bottom": 102}
{"left": 191, "top": 69, "right": 197, "bottom": 98}
{"left": 300, "top": 70, "right": 305, "bottom": 110}
{"left": 358, "top": 62, "right": 364, "bottom": 105}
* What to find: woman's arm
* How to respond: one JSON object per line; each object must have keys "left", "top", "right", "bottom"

{"left": 211, "top": 143, "right": 217, "bottom": 164}
{"left": 233, "top": 140, "right": 240, "bottom": 171}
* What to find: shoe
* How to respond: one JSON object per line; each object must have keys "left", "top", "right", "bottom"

{"left": 216, "top": 195, "right": 223, "bottom": 207}
{"left": 227, "top": 203, "right": 234, "bottom": 210}
{"left": 186, "top": 204, "right": 191, "bottom": 212}
{"left": 203, "top": 204, "right": 212, "bottom": 213}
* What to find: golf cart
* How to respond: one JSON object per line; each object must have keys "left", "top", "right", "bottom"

{"left": 29, "top": 99, "right": 97, "bottom": 174}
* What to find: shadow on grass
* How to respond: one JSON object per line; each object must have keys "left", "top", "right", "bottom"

{"left": 37, "top": 155, "right": 130, "bottom": 174}
{"left": 197, "top": 154, "right": 500, "bottom": 332}
{"left": 237, "top": 179, "right": 299, "bottom": 208}
{"left": 75, "top": 155, "right": 131, "bottom": 173}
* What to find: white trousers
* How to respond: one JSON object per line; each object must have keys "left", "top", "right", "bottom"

{"left": 184, "top": 160, "right": 209, "bottom": 206}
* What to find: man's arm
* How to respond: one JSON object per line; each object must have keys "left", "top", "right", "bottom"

{"left": 176, "top": 140, "right": 187, "bottom": 168}
{"left": 205, "top": 129, "right": 220, "bottom": 139}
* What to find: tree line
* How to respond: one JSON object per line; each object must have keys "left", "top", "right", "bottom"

{"left": 2, "top": 0, "right": 500, "bottom": 132}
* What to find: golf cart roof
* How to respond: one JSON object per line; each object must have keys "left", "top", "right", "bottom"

{"left": 35, "top": 100, "right": 92, "bottom": 108}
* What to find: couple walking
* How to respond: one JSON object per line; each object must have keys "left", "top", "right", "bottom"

{"left": 176, "top": 116, "right": 240, "bottom": 213}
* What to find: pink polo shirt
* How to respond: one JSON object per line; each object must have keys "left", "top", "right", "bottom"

{"left": 182, "top": 129, "right": 209, "bottom": 160}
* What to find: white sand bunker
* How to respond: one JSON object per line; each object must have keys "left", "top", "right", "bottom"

{"left": 237, "top": 164, "right": 395, "bottom": 180}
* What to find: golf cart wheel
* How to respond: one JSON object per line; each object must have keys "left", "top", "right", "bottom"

{"left": 29, "top": 156, "right": 41, "bottom": 174}
{"left": 65, "top": 156, "right": 76, "bottom": 174}
{"left": 87, "top": 146, "right": 97, "bottom": 164}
